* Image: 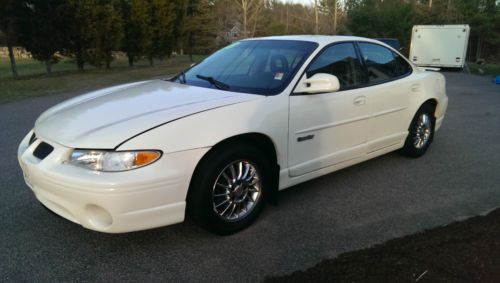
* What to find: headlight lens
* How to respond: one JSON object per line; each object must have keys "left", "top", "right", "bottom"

{"left": 69, "top": 150, "right": 161, "bottom": 172}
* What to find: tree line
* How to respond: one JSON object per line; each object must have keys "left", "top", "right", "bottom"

{"left": 1, "top": 0, "right": 499, "bottom": 78}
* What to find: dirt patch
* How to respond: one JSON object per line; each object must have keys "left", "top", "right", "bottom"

{"left": 265, "top": 209, "right": 500, "bottom": 282}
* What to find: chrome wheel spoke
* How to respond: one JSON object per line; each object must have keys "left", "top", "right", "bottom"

{"left": 220, "top": 201, "right": 232, "bottom": 215}
{"left": 248, "top": 186, "right": 259, "bottom": 192}
{"left": 241, "top": 163, "right": 251, "bottom": 180}
{"left": 213, "top": 192, "right": 229, "bottom": 197}
{"left": 245, "top": 170, "right": 257, "bottom": 182}
{"left": 216, "top": 182, "right": 230, "bottom": 189}
{"left": 215, "top": 199, "right": 230, "bottom": 208}
{"left": 229, "top": 203, "right": 237, "bottom": 218}
{"left": 221, "top": 172, "right": 231, "bottom": 185}
{"left": 237, "top": 162, "right": 243, "bottom": 179}
{"left": 229, "top": 164, "right": 237, "bottom": 180}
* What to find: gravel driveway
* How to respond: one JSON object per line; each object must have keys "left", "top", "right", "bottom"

{"left": 1, "top": 72, "right": 499, "bottom": 282}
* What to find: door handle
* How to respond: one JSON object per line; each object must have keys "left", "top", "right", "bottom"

{"left": 353, "top": 96, "right": 366, "bottom": 106}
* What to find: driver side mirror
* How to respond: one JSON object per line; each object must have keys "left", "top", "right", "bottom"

{"left": 294, "top": 73, "right": 340, "bottom": 94}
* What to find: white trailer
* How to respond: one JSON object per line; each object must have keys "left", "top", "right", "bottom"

{"left": 410, "top": 24, "right": 470, "bottom": 69}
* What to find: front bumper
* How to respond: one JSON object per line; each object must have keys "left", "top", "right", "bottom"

{"left": 18, "top": 131, "right": 208, "bottom": 233}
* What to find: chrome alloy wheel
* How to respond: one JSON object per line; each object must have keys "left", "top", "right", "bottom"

{"left": 212, "top": 160, "right": 262, "bottom": 222}
{"left": 413, "top": 113, "right": 432, "bottom": 149}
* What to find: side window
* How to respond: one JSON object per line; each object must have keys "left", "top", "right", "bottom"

{"left": 306, "top": 43, "right": 363, "bottom": 90}
{"left": 358, "top": 42, "right": 411, "bottom": 84}
{"left": 393, "top": 52, "right": 412, "bottom": 77}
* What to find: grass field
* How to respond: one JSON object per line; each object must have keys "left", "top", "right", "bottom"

{"left": 0, "top": 55, "right": 203, "bottom": 104}
{"left": 468, "top": 63, "right": 500, "bottom": 78}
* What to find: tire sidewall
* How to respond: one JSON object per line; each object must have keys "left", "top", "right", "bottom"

{"left": 403, "top": 105, "right": 436, "bottom": 157}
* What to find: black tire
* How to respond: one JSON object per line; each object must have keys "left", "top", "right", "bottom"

{"left": 187, "top": 142, "right": 271, "bottom": 235}
{"left": 400, "top": 104, "right": 436, "bottom": 158}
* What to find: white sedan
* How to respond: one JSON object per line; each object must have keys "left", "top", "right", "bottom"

{"left": 18, "top": 35, "right": 448, "bottom": 234}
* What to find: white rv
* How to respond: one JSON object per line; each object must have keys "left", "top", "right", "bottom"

{"left": 410, "top": 25, "right": 470, "bottom": 68}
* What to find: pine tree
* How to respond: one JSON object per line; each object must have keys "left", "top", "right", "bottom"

{"left": 85, "top": 0, "right": 123, "bottom": 69}
{"left": 64, "top": 0, "right": 92, "bottom": 71}
{"left": 131, "top": 0, "right": 176, "bottom": 66}
{"left": 120, "top": 0, "right": 141, "bottom": 66}
{"left": 184, "top": 0, "right": 217, "bottom": 60}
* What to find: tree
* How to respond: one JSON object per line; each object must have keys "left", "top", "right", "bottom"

{"left": 64, "top": 0, "right": 92, "bottom": 71}
{"left": 120, "top": 0, "right": 141, "bottom": 66}
{"left": 85, "top": 0, "right": 123, "bottom": 69}
{"left": 0, "top": 0, "right": 27, "bottom": 78}
{"left": 233, "top": 0, "right": 265, "bottom": 38}
{"left": 183, "top": 0, "right": 217, "bottom": 61}
{"left": 131, "top": 0, "right": 176, "bottom": 66}
{"left": 346, "top": 0, "right": 415, "bottom": 48}
{"left": 320, "top": 0, "right": 344, "bottom": 34}
{"left": 19, "top": 0, "right": 72, "bottom": 75}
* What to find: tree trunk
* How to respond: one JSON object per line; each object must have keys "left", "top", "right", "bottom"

{"left": 333, "top": 0, "right": 338, "bottom": 34}
{"left": 149, "top": 56, "right": 154, "bottom": 66}
{"left": 189, "top": 52, "right": 193, "bottom": 62}
{"left": 446, "top": 0, "right": 452, "bottom": 20}
{"left": 76, "top": 49, "right": 85, "bottom": 71}
{"left": 128, "top": 55, "right": 134, "bottom": 67}
{"left": 106, "top": 61, "right": 111, "bottom": 69}
{"left": 7, "top": 43, "right": 18, "bottom": 78}
{"left": 243, "top": 2, "right": 247, "bottom": 38}
{"left": 314, "top": 0, "right": 319, "bottom": 34}
{"left": 285, "top": 4, "right": 289, "bottom": 33}
{"left": 475, "top": 35, "right": 482, "bottom": 61}
{"left": 45, "top": 60, "right": 52, "bottom": 75}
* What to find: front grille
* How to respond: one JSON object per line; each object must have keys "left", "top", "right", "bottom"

{"left": 33, "top": 142, "right": 54, "bottom": 160}
{"left": 29, "top": 133, "right": 37, "bottom": 145}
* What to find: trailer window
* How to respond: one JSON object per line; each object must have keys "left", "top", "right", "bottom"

{"left": 358, "top": 43, "right": 411, "bottom": 84}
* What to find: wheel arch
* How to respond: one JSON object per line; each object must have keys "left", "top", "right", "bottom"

{"left": 187, "top": 132, "right": 280, "bottom": 206}
{"left": 421, "top": 98, "right": 438, "bottom": 117}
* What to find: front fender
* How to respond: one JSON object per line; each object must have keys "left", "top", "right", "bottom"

{"left": 117, "top": 95, "right": 289, "bottom": 167}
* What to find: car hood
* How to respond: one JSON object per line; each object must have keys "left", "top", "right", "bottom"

{"left": 35, "top": 80, "right": 262, "bottom": 149}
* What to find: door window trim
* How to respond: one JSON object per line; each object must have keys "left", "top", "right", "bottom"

{"left": 355, "top": 41, "right": 413, "bottom": 88}
{"left": 291, "top": 40, "right": 414, "bottom": 96}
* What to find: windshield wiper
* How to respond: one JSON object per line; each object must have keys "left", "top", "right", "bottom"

{"left": 196, "top": 74, "right": 230, "bottom": 90}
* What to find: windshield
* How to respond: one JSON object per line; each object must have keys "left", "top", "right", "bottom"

{"left": 174, "top": 40, "right": 318, "bottom": 95}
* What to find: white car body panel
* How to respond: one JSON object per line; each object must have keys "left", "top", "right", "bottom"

{"left": 18, "top": 35, "right": 448, "bottom": 233}
{"left": 288, "top": 75, "right": 370, "bottom": 176}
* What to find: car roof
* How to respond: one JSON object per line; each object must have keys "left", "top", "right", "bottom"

{"left": 245, "top": 35, "right": 382, "bottom": 46}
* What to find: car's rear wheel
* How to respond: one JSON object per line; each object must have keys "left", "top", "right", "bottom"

{"left": 400, "top": 104, "right": 435, "bottom": 158}
{"left": 187, "top": 143, "right": 270, "bottom": 234}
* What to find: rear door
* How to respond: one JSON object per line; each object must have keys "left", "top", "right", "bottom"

{"left": 357, "top": 42, "right": 413, "bottom": 153}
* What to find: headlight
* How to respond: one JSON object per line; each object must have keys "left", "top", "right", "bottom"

{"left": 69, "top": 150, "right": 161, "bottom": 172}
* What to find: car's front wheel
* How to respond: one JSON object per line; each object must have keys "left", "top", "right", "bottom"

{"left": 400, "top": 104, "right": 435, "bottom": 158}
{"left": 187, "top": 143, "right": 270, "bottom": 234}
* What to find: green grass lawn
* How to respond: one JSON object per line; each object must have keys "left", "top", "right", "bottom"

{"left": 468, "top": 63, "right": 500, "bottom": 77}
{"left": 0, "top": 55, "right": 204, "bottom": 104}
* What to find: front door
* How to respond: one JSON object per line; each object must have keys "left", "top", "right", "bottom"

{"left": 288, "top": 42, "right": 370, "bottom": 176}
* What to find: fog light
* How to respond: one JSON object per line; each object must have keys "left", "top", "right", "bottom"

{"left": 85, "top": 204, "right": 113, "bottom": 229}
